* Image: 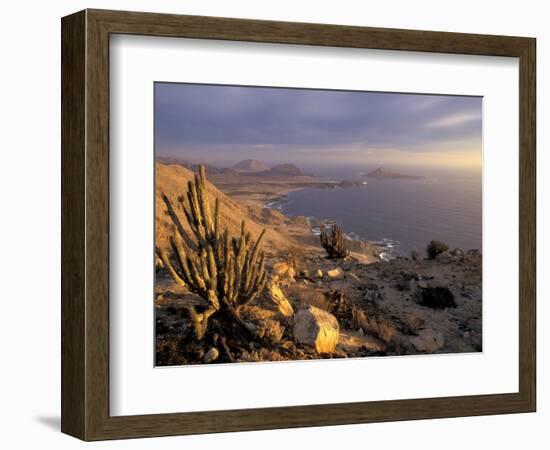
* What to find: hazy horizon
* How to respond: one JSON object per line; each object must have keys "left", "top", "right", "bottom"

{"left": 155, "top": 82, "right": 482, "bottom": 173}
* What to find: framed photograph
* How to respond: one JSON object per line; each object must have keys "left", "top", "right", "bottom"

{"left": 61, "top": 9, "right": 536, "bottom": 440}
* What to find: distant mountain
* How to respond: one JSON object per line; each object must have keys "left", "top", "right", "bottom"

{"left": 232, "top": 159, "right": 270, "bottom": 173}
{"left": 366, "top": 167, "right": 424, "bottom": 179}
{"left": 156, "top": 156, "right": 191, "bottom": 167}
{"left": 157, "top": 157, "right": 238, "bottom": 175}
{"left": 265, "top": 163, "right": 303, "bottom": 177}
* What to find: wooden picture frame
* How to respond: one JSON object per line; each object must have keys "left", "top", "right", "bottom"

{"left": 61, "top": 9, "right": 536, "bottom": 441}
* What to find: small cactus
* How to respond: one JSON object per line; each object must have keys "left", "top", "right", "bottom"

{"left": 157, "top": 165, "right": 267, "bottom": 340}
{"left": 320, "top": 223, "right": 350, "bottom": 259}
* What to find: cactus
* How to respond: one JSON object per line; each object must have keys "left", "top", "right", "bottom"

{"left": 320, "top": 223, "right": 350, "bottom": 259}
{"left": 156, "top": 165, "right": 268, "bottom": 340}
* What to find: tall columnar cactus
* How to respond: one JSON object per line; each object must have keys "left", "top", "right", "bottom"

{"left": 320, "top": 223, "right": 350, "bottom": 259}
{"left": 156, "top": 165, "right": 268, "bottom": 340}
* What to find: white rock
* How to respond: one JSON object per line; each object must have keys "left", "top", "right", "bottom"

{"left": 316, "top": 269, "right": 324, "bottom": 278}
{"left": 203, "top": 347, "right": 219, "bottom": 363}
{"left": 326, "top": 267, "right": 344, "bottom": 280}
{"left": 293, "top": 306, "right": 339, "bottom": 353}
{"left": 266, "top": 280, "right": 294, "bottom": 317}
{"left": 410, "top": 329, "right": 445, "bottom": 353}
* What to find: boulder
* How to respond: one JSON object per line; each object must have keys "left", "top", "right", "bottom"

{"left": 410, "top": 329, "right": 445, "bottom": 353}
{"left": 272, "top": 262, "right": 296, "bottom": 281}
{"left": 326, "top": 267, "right": 344, "bottom": 280}
{"left": 449, "top": 248, "right": 465, "bottom": 257}
{"left": 435, "top": 251, "right": 452, "bottom": 263}
{"left": 265, "top": 280, "right": 294, "bottom": 317}
{"left": 203, "top": 347, "right": 219, "bottom": 363}
{"left": 293, "top": 306, "right": 340, "bottom": 353}
{"left": 466, "top": 249, "right": 481, "bottom": 257}
{"left": 315, "top": 269, "right": 324, "bottom": 278}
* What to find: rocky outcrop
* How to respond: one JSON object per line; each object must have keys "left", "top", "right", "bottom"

{"left": 265, "top": 280, "right": 294, "bottom": 317}
{"left": 293, "top": 306, "right": 340, "bottom": 353}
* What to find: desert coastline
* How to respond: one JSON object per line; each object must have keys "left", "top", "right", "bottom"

{"left": 154, "top": 83, "right": 482, "bottom": 366}
{"left": 155, "top": 158, "right": 482, "bottom": 365}
{"left": 156, "top": 158, "right": 384, "bottom": 262}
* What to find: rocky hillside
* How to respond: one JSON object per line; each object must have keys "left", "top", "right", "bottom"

{"left": 156, "top": 246, "right": 482, "bottom": 365}
{"left": 156, "top": 162, "right": 314, "bottom": 254}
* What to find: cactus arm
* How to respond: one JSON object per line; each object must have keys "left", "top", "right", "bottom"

{"left": 156, "top": 246, "right": 186, "bottom": 287}
{"left": 161, "top": 192, "right": 189, "bottom": 244}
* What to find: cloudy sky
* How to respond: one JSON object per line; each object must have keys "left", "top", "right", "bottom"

{"left": 155, "top": 82, "right": 482, "bottom": 172}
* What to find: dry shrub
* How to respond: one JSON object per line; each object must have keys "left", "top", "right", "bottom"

{"left": 285, "top": 246, "right": 306, "bottom": 272}
{"left": 425, "top": 240, "right": 449, "bottom": 259}
{"left": 255, "top": 319, "right": 285, "bottom": 343}
{"left": 352, "top": 308, "right": 398, "bottom": 343}
{"left": 419, "top": 286, "right": 456, "bottom": 309}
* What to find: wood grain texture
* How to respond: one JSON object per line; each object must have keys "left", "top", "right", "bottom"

{"left": 61, "top": 10, "right": 86, "bottom": 439}
{"left": 60, "top": 8, "right": 537, "bottom": 441}
{"left": 518, "top": 39, "right": 536, "bottom": 410}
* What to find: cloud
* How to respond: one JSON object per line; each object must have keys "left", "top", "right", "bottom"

{"left": 426, "top": 112, "right": 482, "bottom": 128}
{"left": 155, "top": 83, "right": 482, "bottom": 165}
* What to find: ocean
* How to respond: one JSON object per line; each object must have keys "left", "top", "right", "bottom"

{"left": 278, "top": 170, "right": 482, "bottom": 258}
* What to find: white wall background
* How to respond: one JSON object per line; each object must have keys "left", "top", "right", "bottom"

{"left": 0, "top": 1, "right": 546, "bottom": 448}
